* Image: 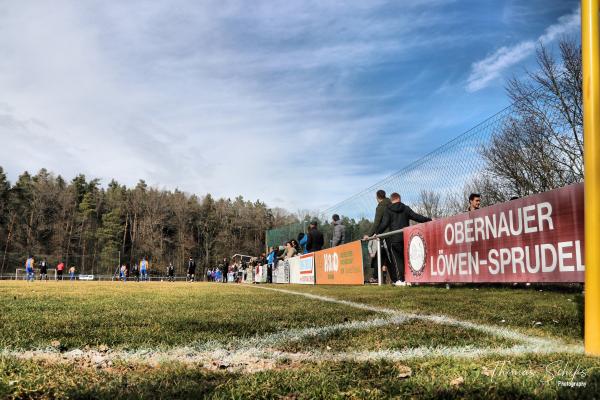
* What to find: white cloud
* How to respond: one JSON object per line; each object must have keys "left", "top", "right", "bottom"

{"left": 3, "top": 0, "right": 538, "bottom": 216}
{"left": 466, "top": 41, "right": 536, "bottom": 92}
{"left": 466, "top": 6, "right": 581, "bottom": 92}
{"left": 1, "top": 0, "right": 447, "bottom": 211}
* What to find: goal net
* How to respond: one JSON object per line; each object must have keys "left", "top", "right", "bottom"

{"left": 15, "top": 268, "right": 58, "bottom": 280}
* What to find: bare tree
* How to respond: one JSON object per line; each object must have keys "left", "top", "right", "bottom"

{"left": 415, "top": 190, "right": 444, "bottom": 219}
{"left": 481, "top": 38, "right": 583, "bottom": 198}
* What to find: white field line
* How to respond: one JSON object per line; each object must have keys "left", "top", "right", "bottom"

{"left": 282, "top": 342, "right": 584, "bottom": 364}
{"left": 1, "top": 342, "right": 583, "bottom": 374}
{"left": 192, "top": 314, "right": 412, "bottom": 352}
{"left": 250, "top": 285, "right": 558, "bottom": 346}
{"left": 0, "top": 284, "right": 584, "bottom": 373}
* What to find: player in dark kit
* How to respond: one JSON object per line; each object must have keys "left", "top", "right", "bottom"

{"left": 187, "top": 257, "right": 196, "bottom": 282}
{"left": 131, "top": 263, "right": 139, "bottom": 282}
{"left": 167, "top": 262, "right": 175, "bottom": 282}
{"left": 39, "top": 258, "right": 48, "bottom": 280}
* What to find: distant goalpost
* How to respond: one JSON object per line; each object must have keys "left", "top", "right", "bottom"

{"left": 14, "top": 268, "right": 57, "bottom": 280}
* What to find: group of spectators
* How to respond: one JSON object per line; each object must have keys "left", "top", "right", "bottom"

{"left": 363, "top": 190, "right": 481, "bottom": 286}
{"left": 274, "top": 215, "right": 346, "bottom": 260}
{"left": 248, "top": 216, "right": 342, "bottom": 283}
{"left": 205, "top": 267, "right": 223, "bottom": 282}
{"left": 207, "top": 257, "right": 248, "bottom": 283}
{"left": 115, "top": 256, "right": 230, "bottom": 283}
{"left": 19, "top": 192, "right": 481, "bottom": 286}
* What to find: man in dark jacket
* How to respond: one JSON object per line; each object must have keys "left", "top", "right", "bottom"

{"left": 131, "top": 263, "right": 139, "bottom": 282}
{"left": 187, "top": 256, "right": 196, "bottom": 282}
{"left": 306, "top": 221, "right": 324, "bottom": 252}
{"left": 364, "top": 190, "right": 392, "bottom": 282}
{"left": 221, "top": 257, "right": 228, "bottom": 283}
{"left": 377, "top": 192, "right": 431, "bottom": 285}
{"left": 365, "top": 190, "right": 391, "bottom": 238}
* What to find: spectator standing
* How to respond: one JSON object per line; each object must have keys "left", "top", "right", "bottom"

{"left": 468, "top": 193, "right": 481, "bottom": 212}
{"left": 364, "top": 190, "right": 391, "bottom": 238}
{"left": 69, "top": 266, "right": 76, "bottom": 281}
{"left": 266, "top": 247, "right": 275, "bottom": 266}
{"left": 56, "top": 261, "right": 64, "bottom": 280}
{"left": 297, "top": 233, "right": 308, "bottom": 254}
{"left": 167, "top": 262, "right": 175, "bottom": 282}
{"left": 262, "top": 258, "right": 272, "bottom": 283}
{"left": 25, "top": 256, "right": 34, "bottom": 282}
{"left": 221, "top": 258, "right": 228, "bottom": 283}
{"left": 187, "top": 257, "right": 196, "bottom": 282}
{"left": 377, "top": 192, "right": 431, "bottom": 286}
{"left": 331, "top": 214, "right": 346, "bottom": 247}
{"left": 366, "top": 240, "right": 390, "bottom": 284}
{"left": 306, "top": 221, "right": 324, "bottom": 252}
{"left": 269, "top": 247, "right": 279, "bottom": 283}
{"left": 363, "top": 190, "right": 392, "bottom": 282}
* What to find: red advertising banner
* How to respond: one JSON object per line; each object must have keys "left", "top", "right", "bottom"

{"left": 404, "top": 183, "right": 585, "bottom": 283}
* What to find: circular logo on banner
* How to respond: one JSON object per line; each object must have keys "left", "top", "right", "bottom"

{"left": 408, "top": 231, "right": 427, "bottom": 277}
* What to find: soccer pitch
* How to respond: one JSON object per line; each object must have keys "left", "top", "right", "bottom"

{"left": 1, "top": 281, "right": 599, "bottom": 399}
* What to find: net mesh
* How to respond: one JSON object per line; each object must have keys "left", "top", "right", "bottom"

{"left": 267, "top": 78, "right": 583, "bottom": 248}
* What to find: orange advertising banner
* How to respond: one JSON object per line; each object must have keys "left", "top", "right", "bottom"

{"left": 314, "top": 241, "right": 364, "bottom": 285}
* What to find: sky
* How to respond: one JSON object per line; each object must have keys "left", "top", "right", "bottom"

{"left": 0, "top": 0, "right": 581, "bottom": 213}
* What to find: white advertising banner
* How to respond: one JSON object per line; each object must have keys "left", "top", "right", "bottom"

{"left": 289, "top": 253, "right": 315, "bottom": 285}
{"left": 244, "top": 268, "right": 254, "bottom": 283}
{"left": 254, "top": 264, "right": 268, "bottom": 283}
{"left": 273, "top": 261, "right": 290, "bottom": 284}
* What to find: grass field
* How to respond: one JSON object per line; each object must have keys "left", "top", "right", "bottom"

{"left": 0, "top": 281, "right": 599, "bottom": 399}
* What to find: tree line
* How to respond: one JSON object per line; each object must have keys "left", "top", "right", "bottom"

{"left": 0, "top": 169, "right": 292, "bottom": 276}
